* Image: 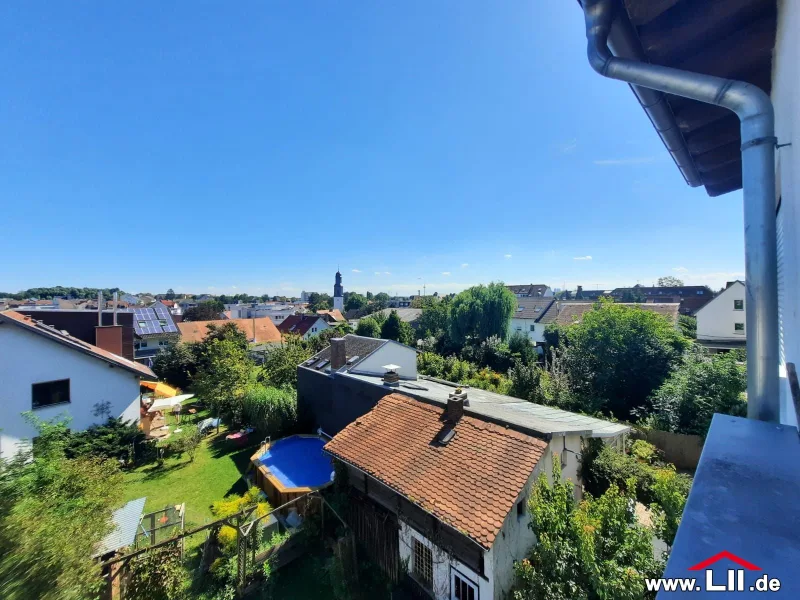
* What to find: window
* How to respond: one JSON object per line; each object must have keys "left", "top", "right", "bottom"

{"left": 140, "top": 341, "right": 148, "bottom": 348}
{"left": 32, "top": 379, "right": 70, "bottom": 409}
{"left": 158, "top": 319, "right": 167, "bottom": 326}
{"left": 312, "top": 327, "right": 317, "bottom": 333}
{"left": 697, "top": 290, "right": 703, "bottom": 295}
{"left": 413, "top": 538, "right": 433, "bottom": 590}
{"left": 452, "top": 570, "right": 478, "bottom": 600}
{"left": 734, "top": 299, "right": 744, "bottom": 310}
{"left": 529, "top": 324, "right": 535, "bottom": 332}
{"left": 517, "top": 498, "right": 526, "bottom": 518}
{"left": 159, "top": 340, "right": 169, "bottom": 346}
{"left": 138, "top": 321, "right": 147, "bottom": 328}
{"left": 735, "top": 323, "right": 745, "bottom": 332}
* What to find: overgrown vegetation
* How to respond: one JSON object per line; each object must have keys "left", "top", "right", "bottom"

{"left": 513, "top": 458, "right": 662, "bottom": 600}
{"left": 580, "top": 439, "right": 690, "bottom": 547}
{"left": 0, "top": 419, "right": 123, "bottom": 600}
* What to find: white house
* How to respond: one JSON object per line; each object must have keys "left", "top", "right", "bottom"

{"left": 0, "top": 310, "right": 154, "bottom": 459}
{"left": 276, "top": 314, "right": 330, "bottom": 340}
{"left": 695, "top": 281, "right": 747, "bottom": 350}
{"left": 508, "top": 298, "right": 555, "bottom": 345}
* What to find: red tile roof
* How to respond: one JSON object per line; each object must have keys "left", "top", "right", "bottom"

{"left": 325, "top": 393, "right": 548, "bottom": 549}
{"left": 317, "top": 309, "right": 345, "bottom": 322}
{"left": 0, "top": 310, "right": 155, "bottom": 377}
{"left": 177, "top": 318, "right": 282, "bottom": 344}
{"left": 277, "top": 314, "right": 325, "bottom": 337}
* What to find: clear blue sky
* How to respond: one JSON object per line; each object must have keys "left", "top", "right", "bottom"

{"left": 0, "top": 1, "right": 745, "bottom": 297}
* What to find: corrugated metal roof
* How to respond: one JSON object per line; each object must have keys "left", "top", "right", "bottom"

{"left": 96, "top": 497, "right": 146, "bottom": 556}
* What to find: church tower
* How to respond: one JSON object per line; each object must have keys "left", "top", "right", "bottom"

{"left": 333, "top": 270, "right": 344, "bottom": 311}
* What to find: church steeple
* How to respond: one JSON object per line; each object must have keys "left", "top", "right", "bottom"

{"left": 333, "top": 269, "right": 344, "bottom": 311}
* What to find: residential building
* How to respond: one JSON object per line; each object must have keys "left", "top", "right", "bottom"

{"left": 299, "top": 335, "right": 627, "bottom": 599}
{"left": 316, "top": 309, "right": 345, "bottom": 324}
{"left": 333, "top": 270, "right": 344, "bottom": 312}
{"left": 388, "top": 296, "right": 412, "bottom": 308}
{"left": 276, "top": 314, "right": 330, "bottom": 340}
{"left": 177, "top": 317, "right": 282, "bottom": 345}
{"left": 508, "top": 298, "right": 555, "bottom": 344}
{"left": 132, "top": 304, "right": 180, "bottom": 363}
{"left": 506, "top": 284, "right": 553, "bottom": 298}
{"left": 0, "top": 310, "right": 154, "bottom": 459}
{"left": 695, "top": 281, "right": 747, "bottom": 350}
{"left": 300, "top": 291, "right": 312, "bottom": 303}
{"left": 612, "top": 285, "right": 713, "bottom": 315}
{"left": 572, "top": 0, "right": 800, "bottom": 591}
{"left": 225, "top": 302, "right": 299, "bottom": 325}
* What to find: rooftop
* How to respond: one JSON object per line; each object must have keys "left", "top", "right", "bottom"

{"left": 95, "top": 497, "right": 146, "bottom": 556}
{"left": 277, "top": 314, "right": 326, "bottom": 337}
{"left": 507, "top": 283, "right": 550, "bottom": 297}
{"left": 324, "top": 393, "right": 548, "bottom": 549}
{"left": 0, "top": 310, "right": 155, "bottom": 378}
{"left": 513, "top": 298, "right": 556, "bottom": 320}
{"left": 538, "top": 301, "right": 680, "bottom": 325}
{"left": 302, "top": 333, "right": 388, "bottom": 370}
{"left": 338, "top": 370, "right": 630, "bottom": 439}
{"left": 177, "top": 317, "right": 282, "bottom": 344}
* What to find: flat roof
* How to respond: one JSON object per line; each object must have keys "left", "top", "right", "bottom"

{"left": 339, "top": 371, "right": 629, "bottom": 439}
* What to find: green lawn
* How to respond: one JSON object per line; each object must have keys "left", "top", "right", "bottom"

{"left": 121, "top": 408, "right": 261, "bottom": 541}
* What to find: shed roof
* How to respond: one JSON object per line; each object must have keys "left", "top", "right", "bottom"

{"left": 95, "top": 497, "right": 146, "bottom": 556}
{"left": 325, "top": 393, "right": 548, "bottom": 549}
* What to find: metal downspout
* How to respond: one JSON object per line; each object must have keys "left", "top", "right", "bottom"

{"left": 582, "top": 0, "right": 780, "bottom": 422}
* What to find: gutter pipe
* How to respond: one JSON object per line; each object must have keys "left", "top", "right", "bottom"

{"left": 583, "top": 0, "right": 779, "bottom": 422}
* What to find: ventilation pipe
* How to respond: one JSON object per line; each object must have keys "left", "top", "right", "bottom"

{"left": 113, "top": 291, "right": 118, "bottom": 325}
{"left": 97, "top": 291, "right": 103, "bottom": 326}
{"left": 582, "top": 0, "right": 779, "bottom": 422}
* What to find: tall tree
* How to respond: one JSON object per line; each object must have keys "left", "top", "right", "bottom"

{"left": 448, "top": 283, "right": 516, "bottom": 345}
{"left": 192, "top": 339, "right": 254, "bottom": 421}
{"left": 372, "top": 292, "right": 390, "bottom": 311}
{"left": 165, "top": 288, "right": 176, "bottom": 300}
{"left": 345, "top": 292, "right": 367, "bottom": 312}
{"left": 306, "top": 292, "right": 333, "bottom": 312}
{"left": 182, "top": 300, "right": 224, "bottom": 321}
{"left": 562, "top": 302, "right": 688, "bottom": 419}
{"left": 380, "top": 310, "right": 414, "bottom": 345}
{"left": 657, "top": 276, "right": 684, "bottom": 287}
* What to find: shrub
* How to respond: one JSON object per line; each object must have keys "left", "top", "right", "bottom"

{"left": 259, "top": 336, "right": 312, "bottom": 389}
{"left": 355, "top": 317, "right": 381, "bottom": 338}
{"left": 62, "top": 416, "right": 145, "bottom": 463}
{"left": 211, "top": 488, "right": 271, "bottom": 554}
{"left": 241, "top": 385, "right": 297, "bottom": 437}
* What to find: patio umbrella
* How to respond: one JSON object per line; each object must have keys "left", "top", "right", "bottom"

{"left": 140, "top": 381, "right": 180, "bottom": 398}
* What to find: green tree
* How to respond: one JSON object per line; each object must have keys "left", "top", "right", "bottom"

{"left": 645, "top": 348, "right": 746, "bottom": 436}
{"left": 306, "top": 292, "right": 333, "bottom": 312}
{"left": 152, "top": 342, "right": 199, "bottom": 389}
{"left": 366, "top": 291, "right": 374, "bottom": 301}
{"left": 356, "top": 317, "right": 382, "bottom": 338}
{"left": 621, "top": 288, "right": 645, "bottom": 302}
{"left": 417, "top": 297, "right": 451, "bottom": 339}
{"left": 259, "top": 336, "right": 313, "bottom": 389}
{"left": 204, "top": 321, "right": 248, "bottom": 350}
{"left": 345, "top": 292, "right": 367, "bottom": 312}
{"left": 165, "top": 288, "right": 176, "bottom": 300}
{"left": 182, "top": 299, "right": 224, "bottom": 321}
{"left": 513, "top": 459, "right": 661, "bottom": 600}
{"left": 677, "top": 315, "right": 697, "bottom": 339}
{"left": 657, "top": 276, "right": 684, "bottom": 287}
{"left": 372, "top": 292, "right": 390, "bottom": 310}
{"left": 241, "top": 385, "right": 298, "bottom": 436}
{"left": 0, "top": 422, "right": 124, "bottom": 600}
{"left": 449, "top": 283, "right": 516, "bottom": 345}
{"left": 192, "top": 339, "right": 254, "bottom": 422}
{"left": 562, "top": 302, "right": 689, "bottom": 419}
{"left": 380, "top": 310, "right": 414, "bottom": 345}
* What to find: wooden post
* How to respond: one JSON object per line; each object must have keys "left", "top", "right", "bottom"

{"left": 236, "top": 514, "right": 247, "bottom": 598}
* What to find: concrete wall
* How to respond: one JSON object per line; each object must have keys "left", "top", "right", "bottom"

{"left": 399, "top": 521, "right": 493, "bottom": 600}
{"left": 0, "top": 324, "right": 142, "bottom": 459}
{"left": 696, "top": 282, "right": 746, "bottom": 342}
{"left": 351, "top": 342, "right": 418, "bottom": 379}
{"left": 635, "top": 429, "right": 704, "bottom": 471}
{"left": 775, "top": 0, "right": 800, "bottom": 427}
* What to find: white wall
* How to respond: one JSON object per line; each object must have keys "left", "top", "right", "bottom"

{"left": 301, "top": 318, "right": 329, "bottom": 340}
{"left": 695, "top": 282, "right": 746, "bottom": 342}
{"left": 399, "top": 521, "right": 493, "bottom": 600}
{"left": 775, "top": 0, "right": 800, "bottom": 427}
{"left": 0, "top": 325, "right": 142, "bottom": 459}
{"left": 333, "top": 296, "right": 344, "bottom": 311}
{"left": 508, "top": 318, "right": 546, "bottom": 344}
{"left": 351, "top": 341, "right": 418, "bottom": 379}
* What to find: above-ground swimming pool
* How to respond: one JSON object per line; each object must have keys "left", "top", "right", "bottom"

{"left": 250, "top": 435, "right": 333, "bottom": 510}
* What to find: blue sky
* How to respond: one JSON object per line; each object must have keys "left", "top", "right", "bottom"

{"left": 0, "top": 1, "right": 744, "bottom": 297}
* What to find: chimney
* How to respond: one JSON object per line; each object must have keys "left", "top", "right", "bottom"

{"left": 95, "top": 325, "right": 123, "bottom": 356}
{"left": 382, "top": 364, "right": 401, "bottom": 387}
{"left": 97, "top": 291, "right": 103, "bottom": 326}
{"left": 330, "top": 337, "right": 347, "bottom": 370}
{"left": 446, "top": 393, "right": 465, "bottom": 423}
{"left": 113, "top": 291, "right": 118, "bottom": 325}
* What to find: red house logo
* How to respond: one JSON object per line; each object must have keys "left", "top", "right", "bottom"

{"left": 688, "top": 550, "right": 761, "bottom": 571}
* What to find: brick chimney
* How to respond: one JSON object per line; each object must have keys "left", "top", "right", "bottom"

{"left": 95, "top": 325, "right": 123, "bottom": 356}
{"left": 330, "top": 337, "right": 346, "bottom": 370}
{"left": 446, "top": 395, "right": 464, "bottom": 423}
